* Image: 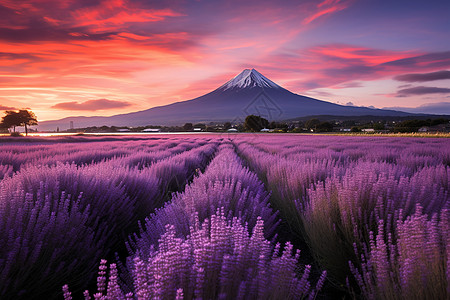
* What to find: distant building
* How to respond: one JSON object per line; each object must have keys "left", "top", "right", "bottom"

{"left": 142, "top": 128, "right": 160, "bottom": 132}
{"left": 117, "top": 128, "right": 130, "bottom": 132}
{"left": 227, "top": 128, "right": 238, "bottom": 132}
{"left": 70, "top": 121, "right": 74, "bottom": 130}
{"left": 193, "top": 128, "right": 203, "bottom": 131}
{"left": 260, "top": 128, "right": 270, "bottom": 132}
{"left": 418, "top": 127, "right": 429, "bottom": 132}
{"left": 341, "top": 128, "right": 351, "bottom": 132}
{"left": 362, "top": 128, "right": 375, "bottom": 132}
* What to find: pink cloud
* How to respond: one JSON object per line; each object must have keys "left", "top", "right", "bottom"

{"left": 51, "top": 99, "right": 132, "bottom": 111}
{"left": 303, "top": 0, "right": 351, "bottom": 25}
{"left": 255, "top": 46, "right": 450, "bottom": 91}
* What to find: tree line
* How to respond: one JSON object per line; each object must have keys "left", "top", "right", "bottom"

{"left": 0, "top": 110, "right": 38, "bottom": 136}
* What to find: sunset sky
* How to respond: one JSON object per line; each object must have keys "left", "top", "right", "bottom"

{"left": 0, "top": 0, "right": 449, "bottom": 121}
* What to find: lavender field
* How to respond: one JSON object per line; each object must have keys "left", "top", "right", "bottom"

{"left": 0, "top": 134, "right": 448, "bottom": 300}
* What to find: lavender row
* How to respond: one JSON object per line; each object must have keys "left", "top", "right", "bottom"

{"left": 75, "top": 143, "right": 326, "bottom": 299}
{"left": 130, "top": 144, "right": 279, "bottom": 254}
{"left": 234, "top": 135, "right": 449, "bottom": 299}
{"left": 0, "top": 138, "right": 218, "bottom": 299}
{"left": 251, "top": 135, "right": 450, "bottom": 170}
{"left": 349, "top": 205, "right": 449, "bottom": 299}
{"left": 79, "top": 212, "right": 326, "bottom": 300}
{"left": 0, "top": 137, "right": 207, "bottom": 173}
{"left": 0, "top": 164, "right": 12, "bottom": 180}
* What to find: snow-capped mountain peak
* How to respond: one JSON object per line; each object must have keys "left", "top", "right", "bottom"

{"left": 217, "top": 69, "right": 282, "bottom": 91}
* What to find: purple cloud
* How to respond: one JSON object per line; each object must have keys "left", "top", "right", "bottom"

{"left": 52, "top": 99, "right": 132, "bottom": 111}
{"left": 383, "top": 102, "right": 450, "bottom": 115}
{"left": 396, "top": 86, "right": 450, "bottom": 97}
{"left": 0, "top": 25, "right": 115, "bottom": 42}
{"left": 0, "top": 105, "right": 16, "bottom": 110}
{"left": 394, "top": 70, "right": 450, "bottom": 82}
{"left": 0, "top": 52, "right": 40, "bottom": 60}
{"left": 383, "top": 51, "right": 450, "bottom": 69}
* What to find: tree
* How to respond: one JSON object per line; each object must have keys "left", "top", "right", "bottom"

{"left": 394, "top": 119, "right": 428, "bottom": 133}
{"left": 342, "top": 120, "right": 356, "bottom": 127}
{"left": 194, "top": 123, "right": 206, "bottom": 129}
{"left": 183, "top": 123, "right": 193, "bottom": 131}
{"left": 1, "top": 111, "right": 21, "bottom": 133}
{"left": 316, "top": 121, "right": 333, "bottom": 132}
{"left": 0, "top": 120, "right": 10, "bottom": 133}
{"left": 223, "top": 122, "right": 232, "bottom": 130}
{"left": 244, "top": 115, "right": 269, "bottom": 132}
{"left": 305, "top": 118, "right": 321, "bottom": 131}
{"left": 1, "top": 110, "right": 38, "bottom": 136}
{"left": 17, "top": 110, "right": 38, "bottom": 136}
{"left": 373, "top": 123, "right": 385, "bottom": 131}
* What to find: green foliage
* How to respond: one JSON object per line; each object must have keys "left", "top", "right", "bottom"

{"left": 342, "top": 120, "right": 356, "bottom": 127}
{"left": 305, "top": 119, "right": 333, "bottom": 132}
{"left": 316, "top": 121, "right": 333, "bottom": 132}
{"left": 394, "top": 118, "right": 449, "bottom": 132}
{"left": 373, "top": 123, "right": 385, "bottom": 130}
{"left": 290, "top": 127, "right": 304, "bottom": 133}
{"left": 268, "top": 121, "right": 288, "bottom": 130}
{"left": 193, "top": 123, "right": 206, "bottom": 129}
{"left": 183, "top": 123, "right": 193, "bottom": 131}
{"left": 429, "top": 118, "right": 449, "bottom": 126}
{"left": 305, "top": 118, "right": 321, "bottom": 130}
{"left": 397, "top": 119, "right": 428, "bottom": 129}
{"left": 244, "top": 115, "right": 269, "bottom": 131}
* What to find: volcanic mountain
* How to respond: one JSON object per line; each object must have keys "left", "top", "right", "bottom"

{"left": 39, "top": 69, "right": 412, "bottom": 130}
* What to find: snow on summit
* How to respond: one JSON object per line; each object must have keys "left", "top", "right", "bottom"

{"left": 218, "top": 69, "right": 282, "bottom": 91}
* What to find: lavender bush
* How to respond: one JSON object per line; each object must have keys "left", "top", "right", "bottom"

{"left": 0, "top": 185, "right": 104, "bottom": 298}
{"left": 1, "top": 134, "right": 448, "bottom": 299}
{"left": 0, "top": 164, "right": 13, "bottom": 180}
{"left": 130, "top": 143, "right": 279, "bottom": 257}
{"left": 349, "top": 205, "right": 449, "bottom": 300}
{"left": 75, "top": 210, "right": 326, "bottom": 300}
{"left": 235, "top": 135, "right": 449, "bottom": 298}
{"left": 0, "top": 136, "right": 217, "bottom": 299}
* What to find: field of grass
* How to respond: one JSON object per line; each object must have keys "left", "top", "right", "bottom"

{"left": 0, "top": 134, "right": 448, "bottom": 299}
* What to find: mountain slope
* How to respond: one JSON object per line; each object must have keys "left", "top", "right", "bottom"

{"left": 39, "top": 69, "right": 413, "bottom": 130}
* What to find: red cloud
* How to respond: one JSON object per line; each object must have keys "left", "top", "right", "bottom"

{"left": 73, "top": 3, "right": 182, "bottom": 33}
